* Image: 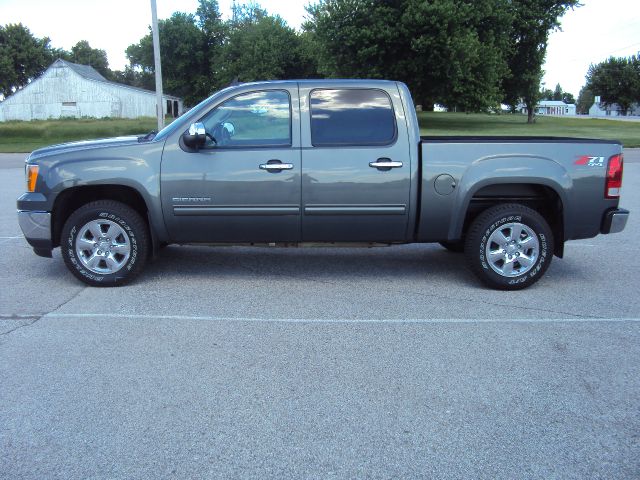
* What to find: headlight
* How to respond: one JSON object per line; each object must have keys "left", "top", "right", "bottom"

{"left": 26, "top": 165, "right": 39, "bottom": 192}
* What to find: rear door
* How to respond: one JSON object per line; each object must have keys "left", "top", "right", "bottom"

{"left": 299, "top": 82, "right": 411, "bottom": 242}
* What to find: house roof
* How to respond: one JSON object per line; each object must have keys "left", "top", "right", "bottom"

{"left": 53, "top": 59, "right": 181, "bottom": 100}
{"left": 537, "top": 100, "right": 574, "bottom": 107}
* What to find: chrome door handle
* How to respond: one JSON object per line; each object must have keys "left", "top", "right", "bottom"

{"left": 259, "top": 163, "right": 294, "bottom": 171}
{"left": 369, "top": 160, "right": 403, "bottom": 169}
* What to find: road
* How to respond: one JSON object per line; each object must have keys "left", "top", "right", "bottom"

{"left": 1, "top": 151, "right": 638, "bottom": 479}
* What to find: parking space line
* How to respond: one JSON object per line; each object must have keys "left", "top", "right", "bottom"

{"left": 43, "top": 312, "right": 640, "bottom": 324}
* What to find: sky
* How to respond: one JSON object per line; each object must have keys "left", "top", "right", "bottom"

{"left": 1, "top": 0, "right": 639, "bottom": 97}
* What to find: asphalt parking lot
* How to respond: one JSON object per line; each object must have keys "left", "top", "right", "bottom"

{"left": 1, "top": 151, "right": 639, "bottom": 479}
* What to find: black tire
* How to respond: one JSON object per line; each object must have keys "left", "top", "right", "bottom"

{"left": 464, "top": 203, "right": 553, "bottom": 290}
{"left": 61, "top": 200, "right": 149, "bottom": 287}
{"left": 439, "top": 240, "right": 464, "bottom": 253}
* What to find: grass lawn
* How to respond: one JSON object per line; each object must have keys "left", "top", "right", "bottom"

{"left": 0, "top": 113, "right": 638, "bottom": 153}
{"left": 0, "top": 117, "right": 161, "bottom": 153}
{"left": 419, "top": 112, "right": 640, "bottom": 147}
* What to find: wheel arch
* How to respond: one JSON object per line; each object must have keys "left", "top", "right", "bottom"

{"left": 51, "top": 185, "right": 156, "bottom": 251}
{"left": 455, "top": 180, "right": 567, "bottom": 257}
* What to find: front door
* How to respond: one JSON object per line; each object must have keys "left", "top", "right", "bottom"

{"left": 160, "top": 87, "right": 301, "bottom": 243}
{"left": 299, "top": 83, "right": 411, "bottom": 242}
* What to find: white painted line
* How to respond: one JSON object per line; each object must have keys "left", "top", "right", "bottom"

{"left": 566, "top": 243, "right": 597, "bottom": 247}
{"left": 43, "top": 312, "right": 640, "bottom": 324}
{"left": 0, "top": 235, "right": 22, "bottom": 239}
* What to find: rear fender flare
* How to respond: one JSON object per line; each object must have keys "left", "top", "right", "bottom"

{"left": 450, "top": 155, "right": 572, "bottom": 240}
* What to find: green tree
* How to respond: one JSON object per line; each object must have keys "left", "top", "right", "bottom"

{"left": 230, "top": 1, "right": 268, "bottom": 25}
{"left": 539, "top": 87, "right": 554, "bottom": 100}
{"left": 64, "top": 40, "right": 112, "bottom": 79}
{"left": 126, "top": 12, "right": 210, "bottom": 105}
{"left": 219, "top": 10, "right": 314, "bottom": 85}
{"left": 0, "top": 23, "right": 52, "bottom": 98}
{"left": 540, "top": 84, "right": 575, "bottom": 104}
{"left": 586, "top": 54, "right": 640, "bottom": 115}
{"left": 111, "top": 66, "right": 155, "bottom": 91}
{"left": 305, "top": 0, "right": 511, "bottom": 112}
{"left": 502, "top": 0, "right": 579, "bottom": 123}
{"left": 576, "top": 85, "right": 594, "bottom": 114}
{"left": 196, "top": 0, "right": 226, "bottom": 84}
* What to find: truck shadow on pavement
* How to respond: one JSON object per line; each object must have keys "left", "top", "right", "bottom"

{"left": 144, "top": 244, "right": 495, "bottom": 288}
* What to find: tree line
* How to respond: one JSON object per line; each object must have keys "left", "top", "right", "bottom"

{"left": 577, "top": 54, "right": 640, "bottom": 115}
{"left": 7, "top": 0, "right": 637, "bottom": 123}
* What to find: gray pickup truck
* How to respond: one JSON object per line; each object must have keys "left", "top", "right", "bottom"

{"left": 17, "top": 80, "right": 629, "bottom": 289}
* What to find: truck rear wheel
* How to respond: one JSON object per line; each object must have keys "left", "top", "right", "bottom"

{"left": 465, "top": 204, "right": 553, "bottom": 290}
{"left": 61, "top": 200, "right": 149, "bottom": 287}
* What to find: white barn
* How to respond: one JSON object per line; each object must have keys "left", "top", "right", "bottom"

{"left": 0, "top": 59, "right": 183, "bottom": 121}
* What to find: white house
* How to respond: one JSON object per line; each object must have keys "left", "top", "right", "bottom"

{"left": 589, "top": 96, "right": 640, "bottom": 117}
{"left": 532, "top": 100, "right": 576, "bottom": 116}
{"left": 0, "top": 59, "right": 183, "bottom": 121}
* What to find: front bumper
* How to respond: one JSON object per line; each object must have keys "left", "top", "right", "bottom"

{"left": 17, "top": 210, "right": 53, "bottom": 257}
{"left": 601, "top": 208, "right": 629, "bottom": 234}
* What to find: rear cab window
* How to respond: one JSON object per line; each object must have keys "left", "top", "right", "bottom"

{"left": 310, "top": 88, "right": 397, "bottom": 147}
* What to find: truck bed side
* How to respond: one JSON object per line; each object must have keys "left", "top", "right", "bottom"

{"left": 416, "top": 137, "right": 623, "bottom": 244}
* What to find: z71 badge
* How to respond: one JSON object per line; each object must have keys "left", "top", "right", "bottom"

{"left": 574, "top": 155, "right": 605, "bottom": 167}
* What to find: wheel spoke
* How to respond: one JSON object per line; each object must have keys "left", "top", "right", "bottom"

{"left": 105, "top": 223, "right": 120, "bottom": 240}
{"left": 488, "top": 249, "right": 504, "bottom": 263}
{"left": 88, "top": 221, "right": 103, "bottom": 240}
{"left": 497, "top": 230, "right": 510, "bottom": 244}
{"left": 86, "top": 253, "right": 102, "bottom": 269}
{"left": 77, "top": 237, "right": 95, "bottom": 251}
{"left": 104, "top": 255, "right": 121, "bottom": 271}
{"left": 510, "top": 226, "right": 522, "bottom": 241}
{"left": 519, "top": 236, "right": 535, "bottom": 247}
{"left": 110, "top": 243, "right": 129, "bottom": 254}
{"left": 517, "top": 254, "right": 534, "bottom": 268}
{"left": 501, "top": 260, "right": 514, "bottom": 276}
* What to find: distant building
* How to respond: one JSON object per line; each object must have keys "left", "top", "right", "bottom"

{"left": 589, "top": 96, "right": 640, "bottom": 117}
{"left": 0, "top": 59, "right": 183, "bottom": 121}
{"left": 520, "top": 100, "right": 576, "bottom": 116}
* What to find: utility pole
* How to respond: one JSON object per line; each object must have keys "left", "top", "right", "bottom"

{"left": 150, "top": 0, "right": 164, "bottom": 131}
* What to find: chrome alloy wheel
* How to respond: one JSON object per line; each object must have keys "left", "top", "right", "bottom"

{"left": 75, "top": 219, "right": 131, "bottom": 274}
{"left": 485, "top": 222, "right": 539, "bottom": 277}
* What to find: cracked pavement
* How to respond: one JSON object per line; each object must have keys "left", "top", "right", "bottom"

{"left": 1, "top": 151, "right": 639, "bottom": 479}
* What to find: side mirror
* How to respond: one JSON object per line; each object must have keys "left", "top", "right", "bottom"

{"left": 183, "top": 122, "right": 206, "bottom": 149}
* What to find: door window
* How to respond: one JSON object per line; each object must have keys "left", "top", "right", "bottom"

{"left": 310, "top": 88, "right": 396, "bottom": 147}
{"left": 201, "top": 90, "right": 291, "bottom": 148}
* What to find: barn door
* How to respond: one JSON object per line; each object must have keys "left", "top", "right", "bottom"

{"left": 61, "top": 102, "right": 78, "bottom": 118}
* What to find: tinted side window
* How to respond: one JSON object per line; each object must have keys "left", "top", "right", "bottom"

{"left": 310, "top": 89, "right": 396, "bottom": 147}
{"left": 201, "top": 90, "right": 291, "bottom": 148}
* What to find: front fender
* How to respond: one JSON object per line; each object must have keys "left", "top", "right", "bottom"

{"left": 19, "top": 141, "right": 169, "bottom": 243}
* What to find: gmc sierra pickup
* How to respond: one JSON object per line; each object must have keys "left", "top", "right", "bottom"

{"left": 17, "top": 80, "right": 629, "bottom": 289}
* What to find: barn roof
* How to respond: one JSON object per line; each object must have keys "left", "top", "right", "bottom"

{"left": 53, "top": 59, "right": 181, "bottom": 100}
{"left": 61, "top": 59, "right": 109, "bottom": 82}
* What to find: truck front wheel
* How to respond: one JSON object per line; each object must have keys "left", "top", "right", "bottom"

{"left": 465, "top": 204, "right": 553, "bottom": 290}
{"left": 61, "top": 200, "right": 149, "bottom": 287}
